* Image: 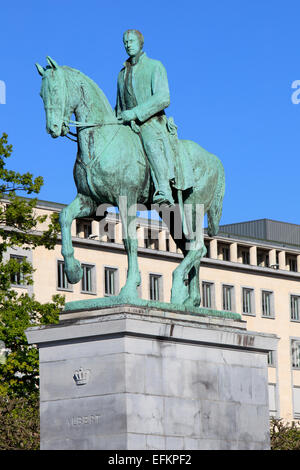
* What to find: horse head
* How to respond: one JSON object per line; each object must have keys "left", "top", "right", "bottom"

{"left": 36, "top": 56, "right": 71, "bottom": 138}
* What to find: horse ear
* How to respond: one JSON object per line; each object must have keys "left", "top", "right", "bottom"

{"left": 35, "top": 63, "right": 45, "bottom": 76}
{"left": 46, "top": 56, "right": 59, "bottom": 69}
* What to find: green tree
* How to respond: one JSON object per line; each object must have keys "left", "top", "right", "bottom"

{"left": 270, "top": 417, "right": 300, "bottom": 450}
{"left": 0, "top": 133, "right": 64, "bottom": 398}
{"left": 0, "top": 395, "right": 40, "bottom": 450}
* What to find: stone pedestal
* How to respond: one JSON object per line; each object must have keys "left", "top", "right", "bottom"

{"left": 26, "top": 305, "right": 277, "bottom": 450}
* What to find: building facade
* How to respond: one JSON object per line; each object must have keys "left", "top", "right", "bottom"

{"left": 9, "top": 199, "right": 300, "bottom": 422}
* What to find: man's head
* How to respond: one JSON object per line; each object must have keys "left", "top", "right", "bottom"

{"left": 123, "top": 30, "right": 144, "bottom": 57}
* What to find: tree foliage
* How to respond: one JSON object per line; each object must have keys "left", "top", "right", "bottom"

{"left": 0, "top": 133, "right": 64, "bottom": 399}
{"left": 0, "top": 395, "right": 39, "bottom": 450}
{"left": 0, "top": 133, "right": 66, "bottom": 448}
{"left": 270, "top": 418, "right": 300, "bottom": 450}
{"left": 0, "top": 133, "right": 60, "bottom": 258}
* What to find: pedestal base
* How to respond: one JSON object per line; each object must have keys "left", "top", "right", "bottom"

{"left": 26, "top": 305, "right": 277, "bottom": 450}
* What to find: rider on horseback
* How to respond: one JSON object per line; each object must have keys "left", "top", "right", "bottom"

{"left": 116, "top": 29, "right": 193, "bottom": 206}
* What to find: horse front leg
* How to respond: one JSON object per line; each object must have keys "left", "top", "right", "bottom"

{"left": 117, "top": 195, "right": 140, "bottom": 302}
{"left": 59, "top": 193, "right": 96, "bottom": 284}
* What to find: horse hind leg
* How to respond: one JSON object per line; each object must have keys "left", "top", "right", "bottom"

{"left": 171, "top": 243, "right": 205, "bottom": 306}
{"left": 184, "top": 243, "right": 207, "bottom": 308}
{"left": 207, "top": 204, "right": 221, "bottom": 237}
{"left": 170, "top": 201, "right": 206, "bottom": 307}
{"left": 207, "top": 164, "right": 225, "bottom": 237}
{"left": 169, "top": 238, "right": 189, "bottom": 305}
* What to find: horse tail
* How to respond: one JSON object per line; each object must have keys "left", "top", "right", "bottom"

{"left": 207, "top": 159, "right": 225, "bottom": 237}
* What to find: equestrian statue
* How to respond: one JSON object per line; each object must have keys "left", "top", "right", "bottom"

{"left": 35, "top": 29, "right": 225, "bottom": 312}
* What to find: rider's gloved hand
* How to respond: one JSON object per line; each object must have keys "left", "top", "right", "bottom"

{"left": 118, "top": 109, "right": 137, "bottom": 123}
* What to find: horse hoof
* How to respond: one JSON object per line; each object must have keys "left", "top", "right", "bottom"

{"left": 171, "top": 289, "right": 189, "bottom": 306}
{"left": 118, "top": 286, "right": 139, "bottom": 303}
{"left": 183, "top": 297, "right": 201, "bottom": 309}
{"left": 65, "top": 260, "right": 83, "bottom": 284}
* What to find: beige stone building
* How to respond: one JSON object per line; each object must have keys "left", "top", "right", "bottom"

{"left": 9, "top": 199, "right": 300, "bottom": 423}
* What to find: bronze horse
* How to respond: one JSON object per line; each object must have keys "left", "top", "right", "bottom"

{"left": 36, "top": 56, "right": 225, "bottom": 309}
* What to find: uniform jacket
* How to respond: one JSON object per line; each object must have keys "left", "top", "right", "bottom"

{"left": 115, "top": 52, "right": 170, "bottom": 122}
{"left": 115, "top": 52, "right": 193, "bottom": 191}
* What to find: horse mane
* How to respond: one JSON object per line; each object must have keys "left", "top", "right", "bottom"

{"left": 62, "top": 65, "right": 115, "bottom": 119}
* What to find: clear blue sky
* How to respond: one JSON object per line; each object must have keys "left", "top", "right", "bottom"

{"left": 1, "top": 0, "right": 300, "bottom": 226}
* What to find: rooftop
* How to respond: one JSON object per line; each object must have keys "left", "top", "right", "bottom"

{"left": 33, "top": 199, "right": 300, "bottom": 249}
{"left": 219, "top": 219, "right": 300, "bottom": 248}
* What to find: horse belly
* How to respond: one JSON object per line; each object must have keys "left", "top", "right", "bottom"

{"left": 87, "top": 138, "right": 150, "bottom": 205}
{"left": 181, "top": 139, "right": 221, "bottom": 209}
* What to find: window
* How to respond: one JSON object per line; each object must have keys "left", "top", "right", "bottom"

{"left": 10, "top": 255, "right": 25, "bottom": 286}
{"left": 219, "top": 244, "right": 230, "bottom": 261}
{"left": 83, "top": 222, "right": 92, "bottom": 238}
{"left": 223, "top": 246, "right": 230, "bottom": 261}
{"left": 165, "top": 236, "right": 170, "bottom": 252}
{"left": 76, "top": 221, "right": 81, "bottom": 237}
{"left": 105, "top": 223, "right": 115, "bottom": 243}
{"left": 242, "top": 288, "right": 254, "bottom": 315}
{"left": 57, "top": 261, "right": 70, "bottom": 290}
{"left": 291, "top": 340, "right": 300, "bottom": 368}
{"left": 202, "top": 282, "right": 213, "bottom": 308}
{"left": 241, "top": 249, "right": 250, "bottom": 265}
{"left": 204, "top": 241, "right": 210, "bottom": 258}
{"left": 76, "top": 220, "right": 92, "bottom": 238}
{"left": 149, "top": 274, "right": 162, "bottom": 301}
{"left": 99, "top": 222, "right": 115, "bottom": 242}
{"left": 257, "top": 250, "right": 269, "bottom": 268}
{"left": 81, "top": 264, "right": 94, "bottom": 293}
{"left": 287, "top": 255, "right": 297, "bottom": 272}
{"left": 293, "top": 387, "right": 300, "bottom": 418}
{"left": 262, "top": 291, "right": 273, "bottom": 317}
{"left": 222, "top": 285, "right": 233, "bottom": 311}
{"left": 291, "top": 295, "right": 300, "bottom": 321}
{"left": 145, "top": 229, "right": 159, "bottom": 250}
{"left": 269, "top": 384, "right": 277, "bottom": 417}
{"left": 267, "top": 350, "right": 275, "bottom": 367}
{"left": 104, "top": 267, "right": 117, "bottom": 296}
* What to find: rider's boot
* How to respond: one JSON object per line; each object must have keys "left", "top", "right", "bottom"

{"left": 153, "top": 184, "right": 175, "bottom": 206}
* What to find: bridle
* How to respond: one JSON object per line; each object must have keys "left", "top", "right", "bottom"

{"left": 52, "top": 70, "right": 123, "bottom": 143}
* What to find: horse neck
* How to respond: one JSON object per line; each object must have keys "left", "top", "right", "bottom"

{"left": 64, "top": 67, "right": 116, "bottom": 124}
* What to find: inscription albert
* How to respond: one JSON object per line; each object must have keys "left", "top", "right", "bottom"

{"left": 67, "top": 414, "right": 101, "bottom": 426}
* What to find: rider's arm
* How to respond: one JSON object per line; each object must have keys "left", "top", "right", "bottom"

{"left": 115, "top": 70, "right": 124, "bottom": 119}
{"left": 133, "top": 61, "right": 170, "bottom": 123}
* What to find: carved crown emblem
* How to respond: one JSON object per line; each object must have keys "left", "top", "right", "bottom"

{"left": 73, "top": 367, "right": 90, "bottom": 386}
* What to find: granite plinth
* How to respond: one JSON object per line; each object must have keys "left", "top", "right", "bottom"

{"left": 26, "top": 304, "right": 278, "bottom": 450}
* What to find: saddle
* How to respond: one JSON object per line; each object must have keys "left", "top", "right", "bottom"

{"left": 128, "top": 116, "right": 195, "bottom": 194}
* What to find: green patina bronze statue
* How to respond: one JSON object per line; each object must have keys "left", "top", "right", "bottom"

{"left": 116, "top": 29, "right": 193, "bottom": 206}
{"left": 35, "top": 30, "right": 234, "bottom": 318}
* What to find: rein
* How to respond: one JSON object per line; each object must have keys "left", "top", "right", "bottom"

{"left": 69, "top": 119, "right": 121, "bottom": 128}
{"left": 67, "top": 118, "right": 123, "bottom": 162}
{"left": 64, "top": 119, "right": 123, "bottom": 143}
